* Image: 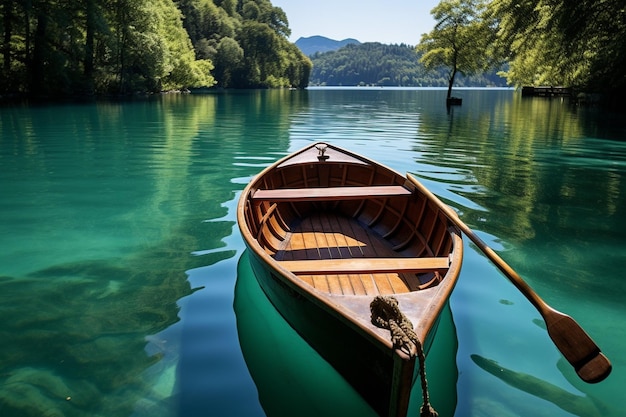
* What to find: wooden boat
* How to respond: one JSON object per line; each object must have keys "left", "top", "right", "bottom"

{"left": 237, "top": 142, "right": 464, "bottom": 417}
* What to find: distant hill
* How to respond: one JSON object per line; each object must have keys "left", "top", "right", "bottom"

{"left": 295, "top": 36, "right": 361, "bottom": 56}
{"left": 309, "top": 42, "right": 508, "bottom": 87}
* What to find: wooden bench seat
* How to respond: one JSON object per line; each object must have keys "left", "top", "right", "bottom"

{"left": 252, "top": 185, "right": 412, "bottom": 202}
{"left": 278, "top": 257, "right": 449, "bottom": 275}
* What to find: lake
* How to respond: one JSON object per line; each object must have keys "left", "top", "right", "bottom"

{"left": 1, "top": 88, "right": 624, "bottom": 417}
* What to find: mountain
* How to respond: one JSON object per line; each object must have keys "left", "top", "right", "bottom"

{"left": 295, "top": 36, "right": 361, "bottom": 56}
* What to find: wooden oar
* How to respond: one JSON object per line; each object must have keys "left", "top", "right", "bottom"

{"left": 407, "top": 174, "right": 612, "bottom": 383}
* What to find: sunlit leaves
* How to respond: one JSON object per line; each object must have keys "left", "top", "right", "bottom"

{"left": 417, "top": 0, "right": 496, "bottom": 97}
{"left": 489, "top": 0, "right": 626, "bottom": 95}
{"left": 0, "top": 0, "right": 309, "bottom": 94}
{"left": 177, "top": 0, "right": 309, "bottom": 88}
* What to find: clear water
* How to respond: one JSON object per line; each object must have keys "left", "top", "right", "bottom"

{"left": 1, "top": 89, "right": 624, "bottom": 417}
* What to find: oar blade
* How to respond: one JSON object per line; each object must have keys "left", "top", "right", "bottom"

{"left": 546, "top": 312, "right": 612, "bottom": 383}
{"left": 576, "top": 352, "right": 612, "bottom": 384}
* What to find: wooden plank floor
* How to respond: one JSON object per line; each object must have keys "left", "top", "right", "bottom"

{"left": 275, "top": 213, "right": 424, "bottom": 296}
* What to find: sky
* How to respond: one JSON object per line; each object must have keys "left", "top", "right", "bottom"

{"left": 271, "top": 0, "right": 440, "bottom": 45}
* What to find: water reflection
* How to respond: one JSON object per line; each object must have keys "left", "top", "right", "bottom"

{"left": 235, "top": 249, "right": 460, "bottom": 417}
{"left": 409, "top": 92, "right": 626, "bottom": 304}
{"left": 471, "top": 354, "right": 609, "bottom": 417}
{"left": 234, "top": 252, "right": 378, "bottom": 417}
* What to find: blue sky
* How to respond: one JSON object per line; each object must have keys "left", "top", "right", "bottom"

{"left": 271, "top": 0, "right": 439, "bottom": 45}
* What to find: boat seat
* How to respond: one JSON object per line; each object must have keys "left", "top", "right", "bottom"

{"left": 252, "top": 185, "right": 412, "bottom": 202}
{"left": 277, "top": 257, "right": 450, "bottom": 275}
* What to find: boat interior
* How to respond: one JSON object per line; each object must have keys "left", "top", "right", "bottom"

{"left": 242, "top": 145, "right": 458, "bottom": 296}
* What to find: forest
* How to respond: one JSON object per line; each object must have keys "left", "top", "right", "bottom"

{"left": 415, "top": 0, "right": 625, "bottom": 103}
{"left": 0, "top": 0, "right": 311, "bottom": 96}
{"left": 308, "top": 43, "right": 507, "bottom": 87}
{"left": 0, "top": 0, "right": 624, "bottom": 101}
{"left": 486, "top": 0, "right": 625, "bottom": 96}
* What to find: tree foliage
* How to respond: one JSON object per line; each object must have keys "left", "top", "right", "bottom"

{"left": 178, "top": 0, "right": 309, "bottom": 88}
{"left": 412, "top": 0, "right": 625, "bottom": 104}
{"left": 0, "top": 0, "right": 311, "bottom": 96}
{"left": 417, "top": 0, "right": 497, "bottom": 99}
{"left": 487, "top": 0, "right": 626, "bottom": 98}
{"left": 309, "top": 42, "right": 506, "bottom": 87}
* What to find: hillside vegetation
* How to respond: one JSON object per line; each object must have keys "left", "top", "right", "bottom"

{"left": 0, "top": 0, "right": 311, "bottom": 96}
{"left": 295, "top": 36, "right": 360, "bottom": 56}
{"left": 309, "top": 43, "right": 507, "bottom": 87}
{"left": 416, "top": 0, "right": 626, "bottom": 104}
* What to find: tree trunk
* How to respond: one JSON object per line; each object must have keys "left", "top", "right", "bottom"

{"left": 83, "top": 0, "right": 96, "bottom": 93}
{"left": 447, "top": 66, "right": 457, "bottom": 99}
{"left": 2, "top": 0, "right": 11, "bottom": 74}
{"left": 24, "top": 0, "right": 31, "bottom": 69}
{"left": 30, "top": 12, "right": 47, "bottom": 94}
{"left": 115, "top": 1, "right": 129, "bottom": 94}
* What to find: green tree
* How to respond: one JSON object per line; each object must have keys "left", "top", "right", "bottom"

{"left": 417, "top": 0, "right": 497, "bottom": 100}
{"left": 241, "top": 1, "right": 260, "bottom": 20}
{"left": 83, "top": 0, "right": 98, "bottom": 91}
{"left": 283, "top": 41, "right": 311, "bottom": 88}
{"left": 264, "top": 5, "right": 290, "bottom": 38}
{"left": 487, "top": 0, "right": 575, "bottom": 87}
{"left": 150, "top": 0, "right": 215, "bottom": 90}
{"left": 236, "top": 20, "right": 279, "bottom": 87}
{"left": 0, "top": 0, "right": 215, "bottom": 95}
{"left": 175, "top": 0, "right": 308, "bottom": 89}
{"left": 213, "top": 36, "right": 244, "bottom": 87}
{"left": 488, "top": 0, "right": 626, "bottom": 101}
{"left": 1, "top": 0, "right": 11, "bottom": 76}
{"left": 0, "top": 0, "right": 310, "bottom": 95}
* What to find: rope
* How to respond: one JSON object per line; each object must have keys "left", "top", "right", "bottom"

{"left": 370, "top": 296, "right": 438, "bottom": 417}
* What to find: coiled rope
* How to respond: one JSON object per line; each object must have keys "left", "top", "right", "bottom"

{"left": 370, "top": 295, "right": 438, "bottom": 417}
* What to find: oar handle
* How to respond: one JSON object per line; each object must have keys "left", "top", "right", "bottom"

{"left": 407, "top": 174, "right": 548, "bottom": 312}
{"left": 450, "top": 213, "right": 550, "bottom": 312}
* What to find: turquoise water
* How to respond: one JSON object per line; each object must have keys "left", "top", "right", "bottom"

{"left": 1, "top": 89, "right": 624, "bottom": 416}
